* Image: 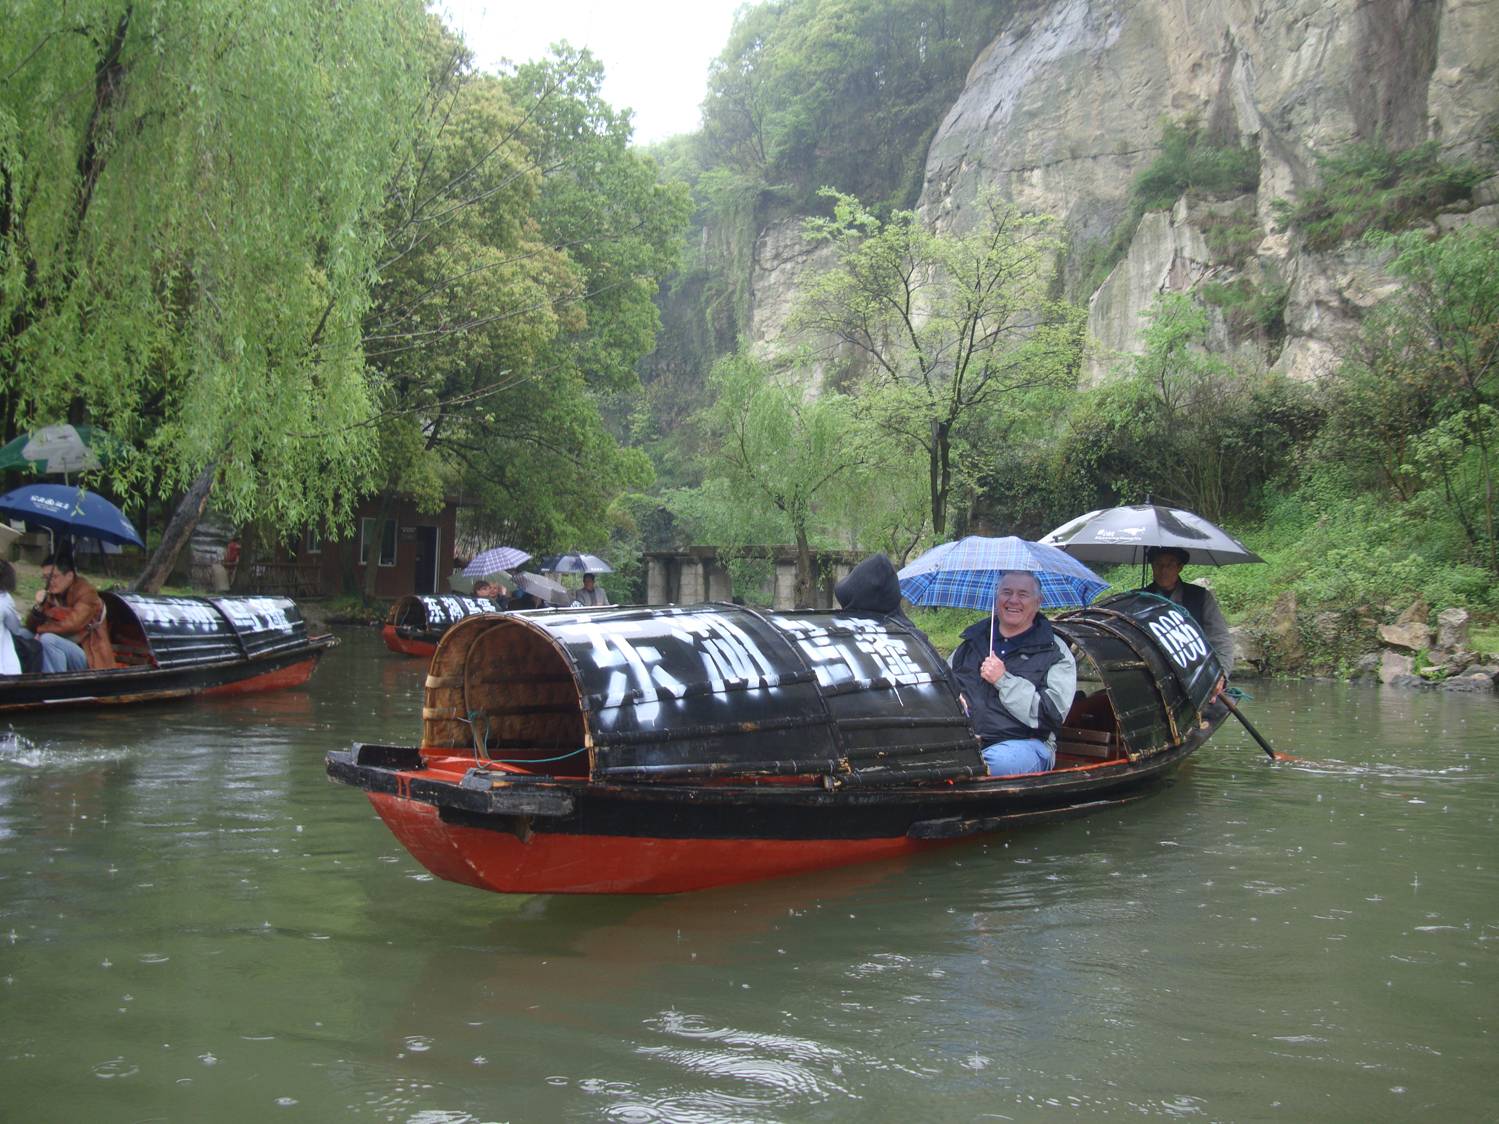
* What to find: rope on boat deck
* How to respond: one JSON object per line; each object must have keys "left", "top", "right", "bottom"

{"left": 465, "top": 709, "right": 586, "bottom": 765}
{"left": 488, "top": 747, "right": 588, "bottom": 765}
{"left": 466, "top": 709, "right": 491, "bottom": 762}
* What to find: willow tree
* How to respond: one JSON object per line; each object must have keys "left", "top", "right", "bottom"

{"left": 794, "top": 191, "right": 1083, "bottom": 538}
{"left": 1, "top": 1, "right": 431, "bottom": 588}
{"left": 356, "top": 38, "right": 582, "bottom": 597}
{"left": 684, "top": 348, "right": 868, "bottom": 608}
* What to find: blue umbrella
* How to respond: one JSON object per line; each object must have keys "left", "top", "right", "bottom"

{"left": 464, "top": 545, "right": 531, "bottom": 577}
{"left": 897, "top": 535, "right": 1107, "bottom": 611}
{"left": 0, "top": 483, "right": 144, "bottom": 548}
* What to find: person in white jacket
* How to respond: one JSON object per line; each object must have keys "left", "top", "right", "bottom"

{"left": 0, "top": 560, "right": 26, "bottom": 675}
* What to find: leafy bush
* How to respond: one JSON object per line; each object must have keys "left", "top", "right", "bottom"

{"left": 1274, "top": 140, "right": 1488, "bottom": 250}
{"left": 1199, "top": 205, "right": 1263, "bottom": 264}
{"left": 907, "top": 606, "right": 986, "bottom": 658}
{"left": 1132, "top": 121, "right": 1261, "bottom": 211}
{"left": 1199, "top": 278, "right": 1289, "bottom": 346}
{"left": 1081, "top": 119, "right": 1260, "bottom": 295}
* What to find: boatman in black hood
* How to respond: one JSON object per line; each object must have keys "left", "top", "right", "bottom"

{"left": 834, "top": 554, "right": 913, "bottom": 627}
{"left": 834, "top": 554, "right": 940, "bottom": 660}
{"left": 949, "top": 570, "right": 1076, "bottom": 776}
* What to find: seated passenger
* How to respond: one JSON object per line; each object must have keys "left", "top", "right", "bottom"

{"left": 26, "top": 550, "right": 116, "bottom": 672}
{"left": 949, "top": 570, "right": 1077, "bottom": 777}
{"left": 834, "top": 553, "right": 912, "bottom": 625}
{"left": 472, "top": 579, "right": 508, "bottom": 608}
{"left": 0, "top": 560, "right": 26, "bottom": 675}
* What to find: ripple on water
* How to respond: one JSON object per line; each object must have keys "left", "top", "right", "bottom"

{"left": 92, "top": 1057, "right": 139, "bottom": 1079}
{"left": 628, "top": 1013, "right": 861, "bottom": 1113}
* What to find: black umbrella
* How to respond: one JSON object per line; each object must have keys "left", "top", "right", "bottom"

{"left": 1039, "top": 504, "right": 1263, "bottom": 566}
{"left": 544, "top": 552, "right": 613, "bottom": 574}
{"left": 514, "top": 571, "right": 571, "bottom": 607}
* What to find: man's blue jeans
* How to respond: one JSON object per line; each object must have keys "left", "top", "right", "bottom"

{"left": 37, "top": 632, "right": 87, "bottom": 673}
{"left": 981, "top": 737, "right": 1054, "bottom": 777}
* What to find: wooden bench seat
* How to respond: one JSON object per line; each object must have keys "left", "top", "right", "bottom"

{"left": 1056, "top": 724, "right": 1118, "bottom": 760}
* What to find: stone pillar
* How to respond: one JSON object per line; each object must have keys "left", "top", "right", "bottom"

{"left": 646, "top": 557, "right": 670, "bottom": 605}
{"left": 772, "top": 560, "right": 798, "bottom": 609}
{"left": 706, "top": 560, "right": 733, "bottom": 602}
{"left": 678, "top": 558, "right": 705, "bottom": 604}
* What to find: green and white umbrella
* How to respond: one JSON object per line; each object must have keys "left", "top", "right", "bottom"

{"left": 0, "top": 424, "right": 126, "bottom": 475}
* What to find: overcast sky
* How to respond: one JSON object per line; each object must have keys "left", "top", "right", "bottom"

{"left": 432, "top": 1, "right": 752, "bottom": 145}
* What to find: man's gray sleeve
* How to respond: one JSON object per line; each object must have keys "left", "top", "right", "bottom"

{"left": 1201, "top": 589, "right": 1234, "bottom": 676}
{"left": 995, "top": 639, "right": 1078, "bottom": 742}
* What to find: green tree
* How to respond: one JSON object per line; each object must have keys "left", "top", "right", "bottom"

{"left": 352, "top": 41, "right": 688, "bottom": 593}
{"left": 505, "top": 47, "right": 692, "bottom": 394}
{"left": 794, "top": 190, "right": 1082, "bottom": 537}
{"left": 356, "top": 36, "right": 581, "bottom": 596}
{"left": 1324, "top": 228, "right": 1499, "bottom": 570}
{"left": 1059, "top": 293, "right": 1317, "bottom": 522}
{"left": 684, "top": 348, "right": 868, "bottom": 607}
{"left": 0, "top": 0, "right": 431, "bottom": 588}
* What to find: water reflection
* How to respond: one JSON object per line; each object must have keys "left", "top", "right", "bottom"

{"left": 1, "top": 641, "right": 1496, "bottom": 1120}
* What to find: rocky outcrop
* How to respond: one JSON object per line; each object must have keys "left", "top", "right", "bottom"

{"left": 745, "top": 218, "right": 857, "bottom": 392}
{"left": 909, "top": 0, "right": 1499, "bottom": 378}
{"left": 738, "top": 2, "right": 1496, "bottom": 384}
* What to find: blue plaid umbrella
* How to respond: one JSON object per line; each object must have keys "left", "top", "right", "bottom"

{"left": 897, "top": 535, "right": 1107, "bottom": 611}
{"left": 464, "top": 545, "right": 531, "bottom": 577}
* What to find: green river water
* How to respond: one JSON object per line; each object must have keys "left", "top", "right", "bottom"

{"left": 2, "top": 626, "right": 1496, "bottom": 1122}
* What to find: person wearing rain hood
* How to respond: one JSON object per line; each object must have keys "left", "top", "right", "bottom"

{"left": 949, "top": 570, "right": 1076, "bottom": 777}
{"left": 835, "top": 554, "right": 911, "bottom": 622}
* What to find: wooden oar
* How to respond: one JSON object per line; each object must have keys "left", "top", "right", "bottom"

{"left": 1219, "top": 692, "right": 1296, "bottom": 762}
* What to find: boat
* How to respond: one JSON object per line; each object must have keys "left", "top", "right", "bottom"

{"left": 381, "top": 593, "right": 498, "bottom": 658}
{"left": 0, "top": 592, "right": 335, "bottom": 712}
{"left": 326, "top": 591, "right": 1227, "bottom": 895}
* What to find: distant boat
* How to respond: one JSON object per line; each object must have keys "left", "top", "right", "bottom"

{"left": 381, "top": 593, "right": 500, "bottom": 658}
{"left": 1, "top": 593, "right": 334, "bottom": 712}
{"left": 328, "top": 592, "right": 1227, "bottom": 895}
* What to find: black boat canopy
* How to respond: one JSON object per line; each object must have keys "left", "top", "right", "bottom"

{"left": 103, "top": 592, "right": 312, "bottom": 668}
{"left": 388, "top": 593, "right": 497, "bottom": 634}
{"left": 421, "top": 592, "right": 1224, "bottom": 785}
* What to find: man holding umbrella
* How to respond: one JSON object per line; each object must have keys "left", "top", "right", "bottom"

{"left": 1142, "top": 546, "right": 1234, "bottom": 677}
{"left": 949, "top": 571, "right": 1076, "bottom": 777}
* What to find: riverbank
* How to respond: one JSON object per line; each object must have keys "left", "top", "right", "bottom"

{"left": 909, "top": 592, "right": 1499, "bottom": 695}
{"left": 14, "top": 554, "right": 1498, "bottom": 692}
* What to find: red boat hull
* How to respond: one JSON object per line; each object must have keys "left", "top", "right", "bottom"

{"left": 200, "top": 655, "right": 321, "bottom": 696}
{"left": 368, "top": 790, "right": 948, "bottom": 894}
{"left": 0, "top": 639, "right": 334, "bottom": 712}
{"left": 380, "top": 624, "right": 436, "bottom": 659}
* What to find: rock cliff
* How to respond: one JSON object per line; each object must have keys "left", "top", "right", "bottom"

{"left": 746, "top": 0, "right": 1498, "bottom": 381}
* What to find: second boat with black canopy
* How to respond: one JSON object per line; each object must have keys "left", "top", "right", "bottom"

{"left": 327, "top": 588, "right": 1229, "bottom": 895}
{"left": 0, "top": 593, "right": 335, "bottom": 711}
{"left": 382, "top": 593, "right": 500, "bottom": 658}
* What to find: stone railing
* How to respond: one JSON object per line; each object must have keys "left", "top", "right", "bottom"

{"left": 643, "top": 546, "right": 866, "bottom": 610}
